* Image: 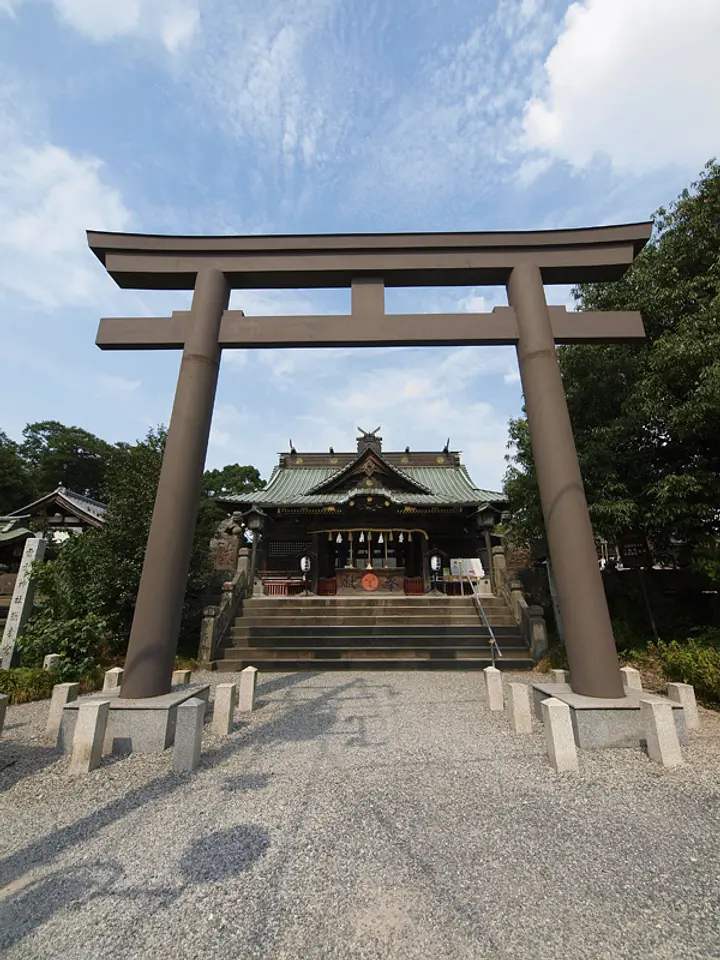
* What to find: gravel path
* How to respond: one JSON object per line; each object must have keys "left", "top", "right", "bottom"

{"left": 1, "top": 670, "right": 719, "bottom": 960}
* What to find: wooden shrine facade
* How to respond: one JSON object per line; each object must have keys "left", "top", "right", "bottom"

{"left": 219, "top": 429, "right": 505, "bottom": 596}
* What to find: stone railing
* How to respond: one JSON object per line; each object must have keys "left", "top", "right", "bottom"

{"left": 492, "top": 545, "right": 549, "bottom": 661}
{"left": 197, "top": 569, "right": 248, "bottom": 664}
{"left": 197, "top": 544, "right": 251, "bottom": 665}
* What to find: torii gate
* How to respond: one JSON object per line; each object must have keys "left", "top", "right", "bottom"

{"left": 88, "top": 223, "right": 652, "bottom": 701}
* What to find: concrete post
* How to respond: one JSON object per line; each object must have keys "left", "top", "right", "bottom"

{"left": 46, "top": 682, "right": 80, "bottom": 745}
{"left": 238, "top": 666, "right": 258, "bottom": 712}
{"left": 666, "top": 682, "right": 699, "bottom": 731}
{"left": 213, "top": 682, "right": 238, "bottom": 736}
{"left": 540, "top": 697, "right": 579, "bottom": 772}
{"left": 103, "top": 667, "right": 124, "bottom": 691}
{"left": 172, "top": 670, "right": 192, "bottom": 687}
{"left": 0, "top": 693, "right": 8, "bottom": 737}
{"left": 507, "top": 683, "right": 533, "bottom": 733}
{"left": 508, "top": 263, "right": 623, "bottom": 700}
{"left": 69, "top": 700, "right": 110, "bottom": 774}
{"left": 173, "top": 697, "right": 205, "bottom": 772}
{"left": 120, "top": 268, "right": 230, "bottom": 699}
{"left": 551, "top": 669, "right": 570, "bottom": 685}
{"left": 483, "top": 666, "right": 504, "bottom": 711}
{"left": 640, "top": 698, "right": 683, "bottom": 767}
{"left": 43, "top": 654, "right": 61, "bottom": 671}
{"left": 620, "top": 666, "right": 642, "bottom": 691}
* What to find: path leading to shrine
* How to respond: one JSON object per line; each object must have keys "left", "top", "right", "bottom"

{"left": 2, "top": 670, "right": 720, "bottom": 959}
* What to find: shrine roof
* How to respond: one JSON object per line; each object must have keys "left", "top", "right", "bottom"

{"left": 220, "top": 458, "right": 503, "bottom": 509}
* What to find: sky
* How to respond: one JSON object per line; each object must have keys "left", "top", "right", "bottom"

{"left": 1, "top": 0, "right": 718, "bottom": 492}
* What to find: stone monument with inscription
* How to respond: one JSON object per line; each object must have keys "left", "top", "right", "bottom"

{"left": 0, "top": 537, "right": 46, "bottom": 669}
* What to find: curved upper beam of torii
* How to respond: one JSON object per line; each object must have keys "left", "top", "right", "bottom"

{"left": 87, "top": 223, "right": 653, "bottom": 704}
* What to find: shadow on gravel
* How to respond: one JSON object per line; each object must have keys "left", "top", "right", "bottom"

{"left": 256, "top": 671, "right": 321, "bottom": 697}
{"left": 180, "top": 824, "right": 271, "bottom": 883}
{"left": 222, "top": 772, "right": 274, "bottom": 792}
{"left": 0, "top": 674, "right": 389, "bottom": 900}
{"left": 0, "top": 861, "right": 132, "bottom": 951}
{"left": 0, "top": 742, "right": 62, "bottom": 793}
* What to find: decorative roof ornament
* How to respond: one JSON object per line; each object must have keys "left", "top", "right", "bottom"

{"left": 357, "top": 426, "right": 382, "bottom": 453}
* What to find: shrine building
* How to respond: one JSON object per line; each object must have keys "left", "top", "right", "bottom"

{"left": 219, "top": 428, "right": 505, "bottom": 597}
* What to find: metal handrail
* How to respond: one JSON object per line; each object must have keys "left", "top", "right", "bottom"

{"left": 463, "top": 573, "right": 502, "bottom": 665}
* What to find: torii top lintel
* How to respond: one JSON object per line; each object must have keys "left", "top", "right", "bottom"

{"left": 87, "top": 222, "right": 653, "bottom": 291}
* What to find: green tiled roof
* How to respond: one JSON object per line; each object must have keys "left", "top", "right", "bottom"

{"left": 223, "top": 465, "right": 503, "bottom": 508}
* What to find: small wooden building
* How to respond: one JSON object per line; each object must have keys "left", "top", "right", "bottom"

{"left": 220, "top": 429, "right": 505, "bottom": 596}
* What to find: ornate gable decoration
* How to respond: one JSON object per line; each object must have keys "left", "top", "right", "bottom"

{"left": 307, "top": 447, "right": 430, "bottom": 497}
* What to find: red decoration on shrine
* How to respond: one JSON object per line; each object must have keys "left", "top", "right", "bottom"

{"left": 361, "top": 573, "right": 379, "bottom": 591}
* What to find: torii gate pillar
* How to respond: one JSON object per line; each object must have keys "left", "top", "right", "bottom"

{"left": 508, "top": 264, "right": 623, "bottom": 698}
{"left": 121, "top": 269, "right": 229, "bottom": 699}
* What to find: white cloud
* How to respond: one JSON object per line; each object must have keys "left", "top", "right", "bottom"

{"left": 1, "top": 0, "right": 200, "bottom": 52}
{"left": 0, "top": 139, "right": 131, "bottom": 308}
{"left": 523, "top": 0, "right": 720, "bottom": 172}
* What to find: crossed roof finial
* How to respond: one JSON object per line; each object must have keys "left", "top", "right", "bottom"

{"left": 357, "top": 425, "right": 381, "bottom": 439}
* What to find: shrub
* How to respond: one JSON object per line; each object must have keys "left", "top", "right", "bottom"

{"left": 654, "top": 629, "right": 720, "bottom": 705}
{"left": 0, "top": 668, "right": 56, "bottom": 704}
{"left": 18, "top": 612, "right": 109, "bottom": 680}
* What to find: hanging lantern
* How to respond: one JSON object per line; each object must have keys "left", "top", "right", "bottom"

{"left": 359, "top": 532, "right": 365, "bottom": 543}
{"left": 398, "top": 532, "right": 404, "bottom": 543}
{"left": 336, "top": 532, "right": 343, "bottom": 544}
{"left": 389, "top": 531, "right": 394, "bottom": 541}
{"left": 378, "top": 532, "right": 384, "bottom": 544}
{"left": 327, "top": 532, "right": 332, "bottom": 541}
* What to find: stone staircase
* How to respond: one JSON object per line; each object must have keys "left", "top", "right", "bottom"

{"left": 213, "top": 594, "right": 534, "bottom": 671}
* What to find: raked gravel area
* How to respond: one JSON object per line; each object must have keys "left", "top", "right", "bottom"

{"left": 1, "top": 669, "right": 720, "bottom": 960}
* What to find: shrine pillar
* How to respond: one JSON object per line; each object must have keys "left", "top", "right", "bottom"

{"left": 507, "top": 263, "right": 623, "bottom": 699}
{"left": 120, "top": 268, "right": 230, "bottom": 699}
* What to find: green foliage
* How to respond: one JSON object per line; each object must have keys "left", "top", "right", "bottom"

{"left": 0, "top": 667, "right": 56, "bottom": 704}
{"left": 21, "top": 420, "right": 113, "bottom": 500}
{"left": 653, "top": 631, "right": 720, "bottom": 705}
{"left": 0, "top": 430, "right": 36, "bottom": 512}
{"left": 203, "top": 463, "right": 266, "bottom": 499}
{"left": 503, "top": 160, "right": 720, "bottom": 557}
{"left": 18, "top": 425, "right": 226, "bottom": 669}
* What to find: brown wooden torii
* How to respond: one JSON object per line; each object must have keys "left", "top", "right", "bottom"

{"left": 88, "top": 223, "right": 652, "bottom": 702}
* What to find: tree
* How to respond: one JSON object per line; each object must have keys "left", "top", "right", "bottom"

{"left": 20, "top": 426, "right": 218, "bottom": 669}
{"left": 203, "top": 463, "right": 266, "bottom": 499}
{"left": 21, "top": 420, "right": 113, "bottom": 499}
{"left": 0, "top": 429, "right": 36, "bottom": 512}
{"left": 504, "top": 160, "right": 720, "bottom": 559}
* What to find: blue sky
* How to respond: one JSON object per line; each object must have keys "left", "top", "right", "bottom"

{"left": 1, "top": 0, "right": 718, "bottom": 491}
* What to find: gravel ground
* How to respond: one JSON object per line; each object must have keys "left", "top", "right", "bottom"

{"left": 1, "top": 669, "right": 719, "bottom": 960}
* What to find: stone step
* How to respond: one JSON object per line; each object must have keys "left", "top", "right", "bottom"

{"left": 230, "top": 624, "right": 522, "bottom": 640}
{"left": 236, "top": 615, "right": 517, "bottom": 628}
{"left": 214, "top": 649, "right": 534, "bottom": 671}
{"left": 222, "top": 632, "right": 527, "bottom": 650}
{"left": 244, "top": 596, "right": 501, "bottom": 608}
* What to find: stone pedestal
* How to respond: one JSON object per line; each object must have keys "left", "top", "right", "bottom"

{"left": 483, "top": 665, "right": 504, "bottom": 711}
{"left": 541, "top": 697, "right": 579, "bottom": 772}
{"left": 69, "top": 700, "right": 110, "bottom": 775}
{"left": 46, "top": 682, "right": 80, "bottom": 745}
{"left": 173, "top": 698, "right": 205, "bottom": 772}
{"left": 59, "top": 684, "right": 210, "bottom": 755}
{"left": 103, "top": 667, "right": 124, "bottom": 691}
{"left": 666, "top": 682, "right": 699, "bottom": 730}
{"left": 531, "top": 682, "right": 687, "bottom": 750}
{"left": 507, "top": 683, "right": 533, "bottom": 734}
